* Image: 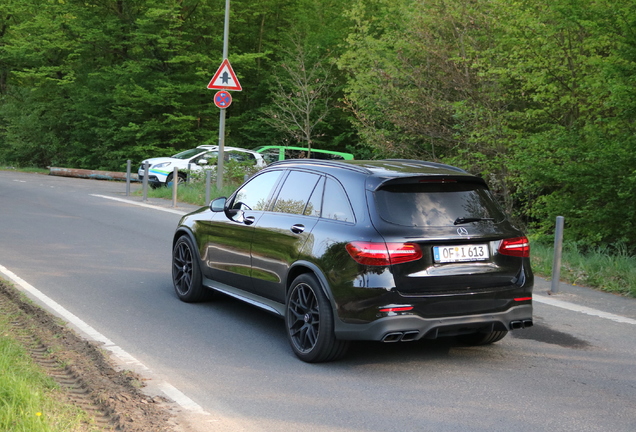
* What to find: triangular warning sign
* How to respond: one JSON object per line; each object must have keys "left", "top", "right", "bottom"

{"left": 207, "top": 59, "right": 242, "bottom": 91}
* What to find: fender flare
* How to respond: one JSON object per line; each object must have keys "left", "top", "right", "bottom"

{"left": 173, "top": 227, "right": 203, "bottom": 262}
{"left": 288, "top": 260, "right": 333, "bottom": 301}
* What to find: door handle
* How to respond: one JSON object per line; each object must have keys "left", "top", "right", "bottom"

{"left": 290, "top": 224, "right": 305, "bottom": 234}
{"left": 244, "top": 216, "right": 256, "bottom": 225}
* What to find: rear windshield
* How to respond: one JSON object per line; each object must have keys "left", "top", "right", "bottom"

{"left": 374, "top": 181, "right": 506, "bottom": 227}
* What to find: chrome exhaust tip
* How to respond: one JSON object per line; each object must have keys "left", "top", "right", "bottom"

{"left": 510, "top": 320, "right": 523, "bottom": 330}
{"left": 510, "top": 320, "right": 534, "bottom": 330}
{"left": 382, "top": 332, "right": 403, "bottom": 343}
{"left": 400, "top": 331, "right": 419, "bottom": 342}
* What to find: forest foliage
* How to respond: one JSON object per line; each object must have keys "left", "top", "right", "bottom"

{"left": 1, "top": 0, "right": 635, "bottom": 252}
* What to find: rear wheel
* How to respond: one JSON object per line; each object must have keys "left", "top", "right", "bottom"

{"left": 285, "top": 274, "right": 349, "bottom": 363}
{"left": 458, "top": 330, "right": 508, "bottom": 346}
{"left": 172, "top": 236, "right": 213, "bottom": 302}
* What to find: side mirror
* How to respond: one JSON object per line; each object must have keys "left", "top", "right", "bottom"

{"left": 210, "top": 197, "right": 227, "bottom": 212}
{"left": 198, "top": 158, "right": 208, "bottom": 166}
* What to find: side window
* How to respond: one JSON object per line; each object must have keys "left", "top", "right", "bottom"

{"left": 227, "top": 151, "right": 255, "bottom": 163}
{"left": 197, "top": 151, "right": 218, "bottom": 164}
{"left": 304, "top": 177, "right": 324, "bottom": 217}
{"left": 285, "top": 149, "right": 309, "bottom": 159}
{"left": 272, "top": 171, "right": 321, "bottom": 215}
{"left": 322, "top": 178, "right": 355, "bottom": 222}
{"left": 260, "top": 149, "right": 280, "bottom": 164}
{"left": 311, "top": 151, "right": 343, "bottom": 160}
{"left": 232, "top": 170, "right": 282, "bottom": 211}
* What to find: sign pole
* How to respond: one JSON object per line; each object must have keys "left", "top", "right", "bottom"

{"left": 216, "top": 0, "right": 230, "bottom": 189}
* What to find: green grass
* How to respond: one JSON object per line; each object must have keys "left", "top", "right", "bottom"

{"left": 531, "top": 241, "right": 636, "bottom": 297}
{"left": 0, "top": 166, "right": 49, "bottom": 174}
{"left": 137, "top": 179, "right": 239, "bottom": 207}
{"left": 0, "top": 313, "right": 93, "bottom": 431}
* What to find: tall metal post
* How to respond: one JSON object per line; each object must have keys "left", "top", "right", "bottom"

{"left": 142, "top": 162, "right": 149, "bottom": 202}
{"left": 172, "top": 167, "right": 178, "bottom": 208}
{"left": 126, "top": 160, "right": 131, "bottom": 196}
{"left": 205, "top": 170, "right": 212, "bottom": 205}
{"left": 550, "top": 216, "right": 565, "bottom": 294}
{"left": 216, "top": 0, "right": 231, "bottom": 189}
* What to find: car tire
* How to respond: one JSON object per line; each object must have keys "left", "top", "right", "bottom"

{"left": 166, "top": 172, "right": 186, "bottom": 186}
{"left": 458, "top": 330, "right": 508, "bottom": 346}
{"left": 285, "top": 274, "right": 349, "bottom": 363}
{"left": 172, "top": 236, "right": 213, "bottom": 302}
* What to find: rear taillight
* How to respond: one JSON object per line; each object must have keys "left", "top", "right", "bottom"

{"left": 346, "top": 242, "right": 423, "bottom": 266}
{"left": 498, "top": 237, "right": 530, "bottom": 257}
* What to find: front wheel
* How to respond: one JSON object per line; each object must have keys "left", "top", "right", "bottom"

{"left": 172, "top": 236, "right": 213, "bottom": 302}
{"left": 285, "top": 274, "right": 349, "bottom": 363}
{"left": 166, "top": 172, "right": 186, "bottom": 187}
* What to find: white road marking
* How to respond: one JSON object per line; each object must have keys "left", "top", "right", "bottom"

{"left": 0, "top": 264, "right": 209, "bottom": 415}
{"left": 534, "top": 294, "right": 636, "bottom": 325}
{"left": 90, "top": 194, "right": 188, "bottom": 215}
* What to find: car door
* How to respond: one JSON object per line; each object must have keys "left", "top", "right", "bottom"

{"left": 249, "top": 170, "right": 323, "bottom": 303}
{"left": 199, "top": 170, "right": 283, "bottom": 292}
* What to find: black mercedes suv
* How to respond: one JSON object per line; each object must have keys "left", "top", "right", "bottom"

{"left": 172, "top": 159, "right": 533, "bottom": 362}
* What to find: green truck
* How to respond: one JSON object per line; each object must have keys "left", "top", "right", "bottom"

{"left": 253, "top": 146, "right": 354, "bottom": 164}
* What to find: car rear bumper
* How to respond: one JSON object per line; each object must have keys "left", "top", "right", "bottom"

{"left": 333, "top": 304, "right": 533, "bottom": 342}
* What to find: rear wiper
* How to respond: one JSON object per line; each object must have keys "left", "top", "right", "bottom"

{"left": 454, "top": 217, "right": 494, "bottom": 225}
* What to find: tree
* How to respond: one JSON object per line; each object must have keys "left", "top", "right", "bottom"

{"left": 263, "top": 36, "right": 335, "bottom": 152}
{"left": 338, "top": 0, "right": 517, "bottom": 207}
{"left": 487, "top": 0, "right": 636, "bottom": 249}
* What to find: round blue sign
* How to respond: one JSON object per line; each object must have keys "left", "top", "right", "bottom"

{"left": 214, "top": 91, "right": 232, "bottom": 109}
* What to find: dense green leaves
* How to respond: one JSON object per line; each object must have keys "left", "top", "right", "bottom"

{"left": 1, "top": 0, "right": 635, "bottom": 251}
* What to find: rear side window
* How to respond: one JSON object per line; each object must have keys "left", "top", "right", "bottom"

{"left": 227, "top": 151, "right": 255, "bottom": 163}
{"left": 322, "top": 178, "right": 355, "bottom": 222}
{"left": 374, "top": 181, "right": 506, "bottom": 227}
{"left": 273, "top": 171, "right": 322, "bottom": 215}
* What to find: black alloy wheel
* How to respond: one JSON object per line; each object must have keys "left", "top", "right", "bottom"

{"left": 172, "top": 236, "right": 212, "bottom": 302}
{"left": 285, "top": 274, "right": 349, "bottom": 363}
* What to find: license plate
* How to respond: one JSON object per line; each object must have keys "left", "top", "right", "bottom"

{"left": 433, "top": 244, "right": 489, "bottom": 263}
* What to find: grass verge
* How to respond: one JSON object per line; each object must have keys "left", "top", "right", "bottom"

{"left": 1, "top": 165, "right": 49, "bottom": 174}
{"left": 0, "top": 310, "right": 92, "bottom": 431}
{"left": 136, "top": 179, "right": 239, "bottom": 207}
{"left": 531, "top": 241, "right": 636, "bottom": 297}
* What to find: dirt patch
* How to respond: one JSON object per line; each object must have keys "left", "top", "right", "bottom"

{"left": 0, "top": 280, "right": 177, "bottom": 431}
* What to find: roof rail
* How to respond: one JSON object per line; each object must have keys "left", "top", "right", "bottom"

{"left": 381, "top": 159, "right": 468, "bottom": 173}
{"left": 266, "top": 158, "right": 469, "bottom": 176}
{"left": 267, "top": 158, "right": 373, "bottom": 174}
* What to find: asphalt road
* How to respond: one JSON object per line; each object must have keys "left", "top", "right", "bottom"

{"left": 1, "top": 170, "right": 635, "bottom": 432}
